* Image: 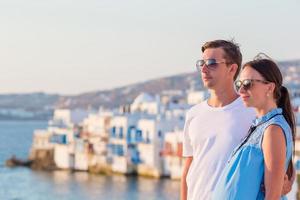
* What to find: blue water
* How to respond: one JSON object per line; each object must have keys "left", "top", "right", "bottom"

{"left": 0, "top": 121, "right": 180, "bottom": 200}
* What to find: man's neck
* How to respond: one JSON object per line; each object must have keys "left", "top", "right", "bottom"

{"left": 208, "top": 87, "right": 239, "bottom": 107}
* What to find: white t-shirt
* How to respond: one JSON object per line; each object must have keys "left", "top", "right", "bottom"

{"left": 183, "top": 97, "right": 256, "bottom": 200}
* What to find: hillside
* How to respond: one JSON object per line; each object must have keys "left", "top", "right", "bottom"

{"left": 0, "top": 59, "right": 299, "bottom": 119}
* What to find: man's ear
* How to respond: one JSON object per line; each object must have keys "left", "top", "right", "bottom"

{"left": 229, "top": 63, "right": 238, "bottom": 78}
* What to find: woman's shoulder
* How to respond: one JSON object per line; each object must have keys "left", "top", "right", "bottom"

{"left": 266, "top": 115, "right": 291, "bottom": 135}
{"left": 263, "top": 116, "right": 293, "bottom": 147}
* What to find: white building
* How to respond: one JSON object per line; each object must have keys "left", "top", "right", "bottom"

{"left": 49, "top": 109, "right": 90, "bottom": 128}
{"left": 161, "top": 90, "right": 186, "bottom": 105}
{"left": 108, "top": 114, "right": 140, "bottom": 174}
{"left": 50, "top": 127, "right": 76, "bottom": 169}
{"left": 29, "top": 129, "right": 55, "bottom": 161}
{"left": 136, "top": 115, "right": 182, "bottom": 178}
{"left": 131, "top": 93, "right": 163, "bottom": 115}
{"left": 74, "top": 138, "right": 89, "bottom": 171}
{"left": 53, "top": 143, "right": 75, "bottom": 169}
{"left": 187, "top": 90, "right": 209, "bottom": 105}
{"left": 82, "top": 113, "right": 111, "bottom": 137}
{"left": 31, "top": 129, "right": 53, "bottom": 150}
{"left": 87, "top": 136, "right": 108, "bottom": 167}
{"left": 161, "top": 131, "right": 184, "bottom": 179}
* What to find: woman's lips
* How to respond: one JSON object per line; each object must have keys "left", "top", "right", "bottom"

{"left": 241, "top": 95, "right": 250, "bottom": 100}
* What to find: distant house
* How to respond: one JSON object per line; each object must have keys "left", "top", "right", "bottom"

{"left": 136, "top": 117, "right": 170, "bottom": 178}
{"left": 161, "top": 131, "right": 184, "bottom": 179}
{"left": 49, "top": 109, "right": 90, "bottom": 128}
{"left": 131, "top": 93, "right": 162, "bottom": 115}
{"left": 80, "top": 113, "right": 112, "bottom": 170}
{"left": 31, "top": 129, "right": 53, "bottom": 150}
{"left": 108, "top": 114, "right": 140, "bottom": 174}
{"left": 187, "top": 90, "right": 209, "bottom": 105}
{"left": 50, "top": 128, "right": 75, "bottom": 169}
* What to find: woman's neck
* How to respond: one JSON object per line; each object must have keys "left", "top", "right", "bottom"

{"left": 255, "top": 101, "right": 278, "bottom": 117}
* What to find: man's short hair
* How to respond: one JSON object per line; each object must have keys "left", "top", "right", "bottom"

{"left": 201, "top": 39, "right": 242, "bottom": 80}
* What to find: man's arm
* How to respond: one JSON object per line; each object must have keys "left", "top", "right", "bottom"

{"left": 181, "top": 157, "right": 193, "bottom": 200}
{"left": 261, "top": 164, "right": 295, "bottom": 195}
{"left": 282, "top": 165, "right": 296, "bottom": 195}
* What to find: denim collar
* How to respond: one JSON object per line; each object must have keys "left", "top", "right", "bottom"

{"left": 252, "top": 108, "right": 282, "bottom": 126}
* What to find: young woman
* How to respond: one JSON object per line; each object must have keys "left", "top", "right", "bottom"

{"left": 213, "top": 56, "right": 295, "bottom": 200}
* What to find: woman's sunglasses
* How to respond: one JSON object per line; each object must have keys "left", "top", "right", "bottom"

{"left": 235, "top": 79, "right": 270, "bottom": 91}
{"left": 196, "top": 59, "right": 228, "bottom": 71}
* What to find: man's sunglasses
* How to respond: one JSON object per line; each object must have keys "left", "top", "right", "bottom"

{"left": 196, "top": 59, "right": 228, "bottom": 71}
{"left": 235, "top": 79, "right": 270, "bottom": 91}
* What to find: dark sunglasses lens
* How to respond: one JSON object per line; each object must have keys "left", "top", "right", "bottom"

{"left": 243, "top": 80, "right": 252, "bottom": 90}
{"left": 206, "top": 59, "right": 217, "bottom": 67}
{"left": 235, "top": 81, "right": 242, "bottom": 90}
{"left": 197, "top": 60, "right": 205, "bottom": 67}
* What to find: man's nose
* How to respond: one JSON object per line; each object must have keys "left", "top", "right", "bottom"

{"left": 201, "top": 64, "right": 210, "bottom": 73}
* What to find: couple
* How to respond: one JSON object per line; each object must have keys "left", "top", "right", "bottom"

{"left": 181, "top": 40, "right": 295, "bottom": 200}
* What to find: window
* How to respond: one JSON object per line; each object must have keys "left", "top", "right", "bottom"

{"left": 111, "top": 127, "right": 116, "bottom": 137}
{"left": 119, "top": 127, "right": 123, "bottom": 139}
{"left": 158, "top": 130, "right": 162, "bottom": 138}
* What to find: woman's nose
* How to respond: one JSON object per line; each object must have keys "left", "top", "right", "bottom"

{"left": 238, "top": 86, "right": 246, "bottom": 94}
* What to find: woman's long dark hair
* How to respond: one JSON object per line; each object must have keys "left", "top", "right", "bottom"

{"left": 243, "top": 55, "right": 296, "bottom": 179}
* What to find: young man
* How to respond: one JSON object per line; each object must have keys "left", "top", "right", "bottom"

{"left": 181, "top": 40, "right": 294, "bottom": 200}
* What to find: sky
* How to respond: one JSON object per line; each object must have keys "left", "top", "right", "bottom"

{"left": 0, "top": 0, "right": 299, "bottom": 95}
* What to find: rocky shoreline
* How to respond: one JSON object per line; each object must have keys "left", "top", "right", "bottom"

{"left": 5, "top": 149, "right": 136, "bottom": 177}
{"left": 5, "top": 149, "right": 175, "bottom": 180}
{"left": 6, "top": 149, "right": 56, "bottom": 171}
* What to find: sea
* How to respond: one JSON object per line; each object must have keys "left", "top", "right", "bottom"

{"left": 0, "top": 121, "right": 180, "bottom": 200}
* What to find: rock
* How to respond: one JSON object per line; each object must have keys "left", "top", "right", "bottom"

{"left": 5, "top": 155, "right": 32, "bottom": 167}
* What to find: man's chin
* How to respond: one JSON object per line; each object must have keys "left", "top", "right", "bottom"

{"left": 203, "top": 82, "right": 214, "bottom": 89}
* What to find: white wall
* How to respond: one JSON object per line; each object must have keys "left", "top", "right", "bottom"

{"left": 32, "top": 129, "right": 53, "bottom": 149}
{"left": 74, "top": 152, "right": 89, "bottom": 171}
{"left": 54, "top": 144, "right": 72, "bottom": 169}
{"left": 83, "top": 114, "right": 110, "bottom": 136}
{"left": 112, "top": 156, "right": 128, "bottom": 173}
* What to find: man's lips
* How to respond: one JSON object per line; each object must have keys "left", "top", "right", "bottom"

{"left": 202, "top": 76, "right": 212, "bottom": 80}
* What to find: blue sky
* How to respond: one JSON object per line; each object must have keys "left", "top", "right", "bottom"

{"left": 0, "top": 0, "right": 299, "bottom": 95}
